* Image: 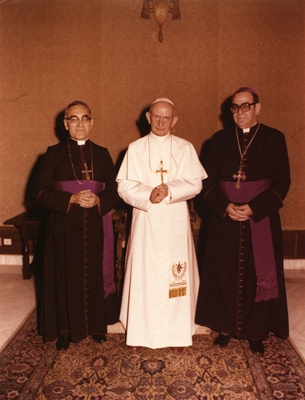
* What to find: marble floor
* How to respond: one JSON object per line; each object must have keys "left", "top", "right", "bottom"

{"left": 0, "top": 262, "right": 304, "bottom": 361}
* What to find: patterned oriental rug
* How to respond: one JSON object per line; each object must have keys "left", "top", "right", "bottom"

{"left": 1, "top": 310, "right": 305, "bottom": 400}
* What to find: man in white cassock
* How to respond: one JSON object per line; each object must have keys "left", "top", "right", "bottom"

{"left": 116, "top": 98, "right": 207, "bottom": 350}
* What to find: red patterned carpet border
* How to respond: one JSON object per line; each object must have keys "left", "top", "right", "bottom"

{"left": 0, "top": 310, "right": 304, "bottom": 399}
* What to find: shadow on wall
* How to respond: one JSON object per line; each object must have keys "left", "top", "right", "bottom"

{"left": 194, "top": 95, "right": 235, "bottom": 268}
{"left": 23, "top": 110, "right": 68, "bottom": 212}
{"left": 114, "top": 105, "right": 150, "bottom": 174}
{"left": 220, "top": 95, "right": 236, "bottom": 131}
{"left": 136, "top": 106, "right": 151, "bottom": 138}
{"left": 114, "top": 105, "right": 151, "bottom": 250}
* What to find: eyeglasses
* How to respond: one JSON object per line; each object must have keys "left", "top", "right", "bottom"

{"left": 64, "top": 115, "right": 92, "bottom": 124}
{"left": 230, "top": 102, "right": 257, "bottom": 114}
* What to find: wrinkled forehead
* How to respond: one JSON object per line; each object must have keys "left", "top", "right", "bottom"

{"left": 150, "top": 101, "right": 175, "bottom": 115}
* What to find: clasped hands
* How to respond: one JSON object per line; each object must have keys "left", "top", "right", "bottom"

{"left": 150, "top": 183, "right": 168, "bottom": 204}
{"left": 226, "top": 203, "right": 253, "bottom": 221}
{"left": 70, "top": 190, "right": 100, "bottom": 208}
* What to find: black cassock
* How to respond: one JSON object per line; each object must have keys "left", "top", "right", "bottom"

{"left": 35, "top": 138, "right": 120, "bottom": 342}
{"left": 195, "top": 123, "right": 291, "bottom": 339}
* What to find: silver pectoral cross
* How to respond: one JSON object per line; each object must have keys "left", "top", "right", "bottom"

{"left": 233, "top": 168, "right": 246, "bottom": 189}
{"left": 156, "top": 160, "right": 168, "bottom": 184}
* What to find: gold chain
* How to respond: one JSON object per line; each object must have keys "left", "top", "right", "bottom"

{"left": 236, "top": 123, "right": 260, "bottom": 160}
{"left": 67, "top": 138, "right": 94, "bottom": 184}
{"left": 148, "top": 134, "right": 172, "bottom": 175}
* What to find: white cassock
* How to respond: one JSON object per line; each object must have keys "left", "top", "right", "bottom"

{"left": 116, "top": 131, "right": 207, "bottom": 348}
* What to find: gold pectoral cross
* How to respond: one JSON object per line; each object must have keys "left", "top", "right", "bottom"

{"left": 156, "top": 160, "right": 167, "bottom": 184}
{"left": 233, "top": 168, "right": 246, "bottom": 189}
{"left": 82, "top": 162, "right": 92, "bottom": 181}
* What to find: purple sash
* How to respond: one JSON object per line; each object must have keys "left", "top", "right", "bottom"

{"left": 219, "top": 179, "right": 278, "bottom": 302}
{"left": 54, "top": 180, "right": 116, "bottom": 298}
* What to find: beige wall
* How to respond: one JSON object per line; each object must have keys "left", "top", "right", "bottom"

{"left": 0, "top": 0, "right": 304, "bottom": 229}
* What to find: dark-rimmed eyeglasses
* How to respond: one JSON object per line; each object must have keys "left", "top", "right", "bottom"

{"left": 64, "top": 115, "right": 92, "bottom": 124}
{"left": 230, "top": 102, "right": 257, "bottom": 114}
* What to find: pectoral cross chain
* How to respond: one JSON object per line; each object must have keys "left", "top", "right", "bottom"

{"left": 82, "top": 162, "right": 92, "bottom": 181}
{"left": 156, "top": 160, "right": 167, "bottom": 184}
{"left": 233, "top": 168, "right": 246, "bottom": 189}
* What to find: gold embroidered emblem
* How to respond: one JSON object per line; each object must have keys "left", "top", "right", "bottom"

{"left": 169, "top": 262, "right": 187, "bottom": 298}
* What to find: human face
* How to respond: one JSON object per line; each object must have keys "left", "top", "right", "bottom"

{"left": 232, "top": 91, "right": 261, "bottom": 129}
{"left": 146, "top": 101, "right": 178, "bottom": 136}
{"left": 64, "top": 104, "right": 93, "bottom": 141}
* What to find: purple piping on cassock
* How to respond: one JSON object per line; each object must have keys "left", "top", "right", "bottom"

{"left": 54, "top": 180, "right": 116, "bottom": 298}
{"left": 219, "top": 179, "right": 278, "bottom": 302}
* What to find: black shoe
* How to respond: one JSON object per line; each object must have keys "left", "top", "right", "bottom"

{"left": 249, "top": 339, "right": 264, "bottom": 354}
{"left": 170, "top": 347, "right": 185, "bottom": 354}
{"left": 213, "top": 333, "right": 231, "bottom": 347}
{"left": 56, "top": 335, "right": 70, "bottom": 350}
{"left": 91, "top": 334, "right": 107, "bottom": 343}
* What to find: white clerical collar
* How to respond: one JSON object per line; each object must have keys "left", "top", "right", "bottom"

{"left": 243, "top": 128, "right": 250, "bottom": 133}
{"left": 70, "top": 137, "right": 89, "bottom": 146}
{"left": 149, "top": 131, "right": 171, "bottom": 143}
